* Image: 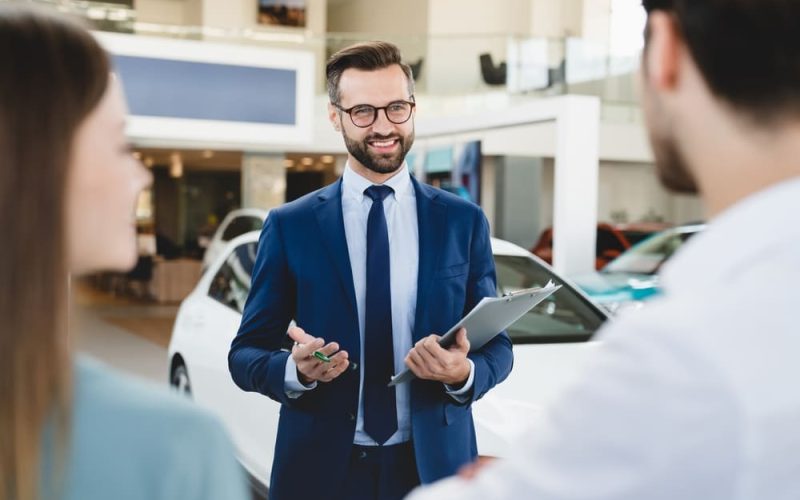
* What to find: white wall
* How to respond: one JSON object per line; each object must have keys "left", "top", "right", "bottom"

{"left": 597, "top": 161, "right": 671, "bottom": 223}
{"left": 426, "top": 0, "right": 529, "bottom": 94}
{"left": 202, "top": 0, "right": 256, "bottom": 29}
{"left": 326, "top": 0, "right": 428, "bottom": 87}
{"left": 327, "top": 0, "right": 428, "bottom": 35}
{"left": 529, "top": 0, "right": 583, "bottom": 38}
{"left": 135, "top": 0, "right": 188, "bottom": 25}
{"left": 581, "top": 0, "right": 612, "bottom": 45}
{"left": 537, "top": 158, "right": 704, "bottom": 229}
{"left": 183, "top": 0, "right": 203, "bottom": 26}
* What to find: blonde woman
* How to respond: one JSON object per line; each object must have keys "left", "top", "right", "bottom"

{"left": 0, "top": 5, "right": 248, "bottom": 500}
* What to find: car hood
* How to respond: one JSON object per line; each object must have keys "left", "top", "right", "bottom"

{"left": 571, "top": 271, "right": 661, "bottom": 304}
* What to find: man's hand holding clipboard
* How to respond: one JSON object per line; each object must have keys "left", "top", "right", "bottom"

{"left": 390, "top": 282, "right": 561, "bottom": 386}
{"left": 403, "top": 328, "right": 473, "bottom": 387}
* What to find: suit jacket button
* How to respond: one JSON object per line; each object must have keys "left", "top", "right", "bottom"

{"left": 350, "top": 362, "right": 359, "bottom": 371}
{"left": 348, "top": 412, "right": 356, "bottom": 421}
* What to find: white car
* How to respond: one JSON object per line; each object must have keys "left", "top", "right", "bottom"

{"left": 169, "top": 232, "right": 607, "bottom": 495}
{"left": 201, "top": 208, "right": 268, "bottom": 270}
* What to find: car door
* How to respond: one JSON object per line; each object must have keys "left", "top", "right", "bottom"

{"left": 195, "top": 240, "right": 281, "bottom": 484}
{"left": 472, "top": 253, "right": 607, "bottom": 457}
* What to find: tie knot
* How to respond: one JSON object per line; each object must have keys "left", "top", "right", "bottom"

{"left": 364, "top": 185, "right": 394, "bottom": 202}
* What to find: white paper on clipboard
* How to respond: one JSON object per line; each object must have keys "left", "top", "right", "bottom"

{"left": 389, "top": 282, "right": 561, "bottom": 386}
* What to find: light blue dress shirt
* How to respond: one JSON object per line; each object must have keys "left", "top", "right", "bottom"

{"left": 41, "top": 356, "right": 248, "bottom": 500}
{"left": 284, "top": 165, "right": 475, "bottom": 446}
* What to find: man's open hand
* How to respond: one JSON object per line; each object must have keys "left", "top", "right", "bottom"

{"left": 288, "top": 326, "right": 349, "bottom": 384}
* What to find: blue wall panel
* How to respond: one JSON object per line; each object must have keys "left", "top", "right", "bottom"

{"left": 113, "top": 55, "right": 296, "bottom": 125}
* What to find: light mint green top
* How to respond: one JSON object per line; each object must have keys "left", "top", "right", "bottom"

{"left": 42, "top": 357, "right": 249, "bottom": 500}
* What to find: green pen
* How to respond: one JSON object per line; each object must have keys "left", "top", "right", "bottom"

{"left": 313, "top": 351, "right": 331, "bottom": 363}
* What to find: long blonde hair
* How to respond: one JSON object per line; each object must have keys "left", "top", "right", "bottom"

{"left": 0, "top": 5, "right": 111, "bottom": 498}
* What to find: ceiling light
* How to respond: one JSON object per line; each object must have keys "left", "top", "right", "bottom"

{"left": 169, "top": 153, "right": 183, "bottom": 178}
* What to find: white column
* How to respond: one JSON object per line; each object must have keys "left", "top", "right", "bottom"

{"left": 552, "top": 95, "right": 600, "bottom": 276}
{"left": 416, "top": 95, "right": 601, "bottom": 276}
{"left": 242, "top": 153, "right": 286, "bottom": 210}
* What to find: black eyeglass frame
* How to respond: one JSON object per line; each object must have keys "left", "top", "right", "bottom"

{"left": 332, "top": 98, "right": 416, "bottom": 128}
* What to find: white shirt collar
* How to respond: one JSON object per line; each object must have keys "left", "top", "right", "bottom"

{"left": 661, "top": 175, "right": 800, "bottom": 292}
{"left": 342, "top": 162, "right": 413, "bottom": 202}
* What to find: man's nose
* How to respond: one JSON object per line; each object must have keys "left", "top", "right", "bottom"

{"left": 371, "top": 109, "right": 394, "bottom": 135}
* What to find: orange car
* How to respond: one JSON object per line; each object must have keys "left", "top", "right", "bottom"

{"left": 531, "top": 223, "right": 671, "bottom": 270}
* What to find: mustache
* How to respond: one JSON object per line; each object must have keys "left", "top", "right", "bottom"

{"left": 365, "top": 133, "right": 401, "bottom": 142}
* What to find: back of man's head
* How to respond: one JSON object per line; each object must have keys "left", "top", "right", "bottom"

{"left": 326, "top": 41, "right": 415, "bottom": 104}
{"left": 643, "top": 0, "right": 800, "bottom": 124}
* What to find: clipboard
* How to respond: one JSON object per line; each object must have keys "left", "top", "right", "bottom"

{"left": 388, "top": 282, "right": 561, "bottom": 386}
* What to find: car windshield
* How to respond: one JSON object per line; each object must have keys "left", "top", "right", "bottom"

{"left": 494, "top": 254, "right": 606, "bottom": 344}
{"left": 603, "top": 228, "right": 699, "bottom": 275}
{"left": 222, "top": 216, "right": 265, "bottom": 242}
{"left": 209, "top": 241, "right": 258, "bottom": 313}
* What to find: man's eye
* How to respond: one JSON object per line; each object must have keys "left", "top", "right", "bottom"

{"left": 352, "top": 106, "right": 373, "bottom": 117}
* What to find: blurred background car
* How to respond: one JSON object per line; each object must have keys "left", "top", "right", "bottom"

{"left": 572, "top": 223, "right": 705, "bottom": 314}
{"left": 169, "top": 232, "right": 608, "bottom": 497}
{"left": 201, "top": 208, "right": 267, "bottom": 271}
{"left": 530, "top": 222, "right": 670, "bottom": 270}
{"left": 613, "top": 221, "right": 674, "bottom": 246}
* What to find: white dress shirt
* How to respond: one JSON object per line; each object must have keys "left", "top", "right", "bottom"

{"left": 285, "top": 164, "right": 474, "bottom": 446}
{"left": 408, "top": 176, "right": 800, "bottom": 499}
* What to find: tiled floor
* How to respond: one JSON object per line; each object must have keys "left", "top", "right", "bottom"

{"left": 72, "top": 280, "right": 179, "bottom": 384}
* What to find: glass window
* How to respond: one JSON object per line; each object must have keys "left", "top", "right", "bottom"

{"left": 494, "top": 255, "right": 606, "bottom": 344}
{"left": 222, "top": 216, "right": 264, "bottom": 242}
{"left": 208, "top": 242, "right": 258, "bottom": 313}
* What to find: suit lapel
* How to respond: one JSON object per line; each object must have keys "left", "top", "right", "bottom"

{"left": 412, "top": 177, "right": 447, "bottom": 342}
{"left": 313, "top": 179, "right": 358, "bottom": 318}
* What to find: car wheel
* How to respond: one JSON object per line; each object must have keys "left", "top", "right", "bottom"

{"left": 170, "top": 362, "right": 192, "bottom": 397}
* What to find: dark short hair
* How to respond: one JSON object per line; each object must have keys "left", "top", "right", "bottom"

{"left": 326, "top": 41, "right": 414, "bottom": 104}
{"left": 642, "top": 0, "right": 800, "bottom": 123}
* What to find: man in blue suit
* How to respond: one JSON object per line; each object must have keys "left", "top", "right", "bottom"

{"left": 228, "top": 41, "right": 513, "bottom": 500}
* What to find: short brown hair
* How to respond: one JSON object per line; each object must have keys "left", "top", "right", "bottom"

{"left": 326, "top": 41, "right": 415, "bottom": 104}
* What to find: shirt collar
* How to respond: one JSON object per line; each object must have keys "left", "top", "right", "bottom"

{"left": 342, "top": 162, "right": 412, "bottom": 202}
{"left": 660, "top": 175, "right": 800, "bottom": 292}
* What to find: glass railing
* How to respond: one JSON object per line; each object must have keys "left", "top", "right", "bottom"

{"left": 19, "top": 0, "right": 642, "bottom": 121}
{"left": 22, "top": 0, "right": 137, "bottom": 33}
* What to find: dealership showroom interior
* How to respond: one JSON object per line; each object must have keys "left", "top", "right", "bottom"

{"left": 8, "top": 0, "right": 800, "bottom": 499}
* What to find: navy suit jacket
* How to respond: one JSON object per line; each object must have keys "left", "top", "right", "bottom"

{"left": 228, "top": 176, "right": 513, "bottom": 500}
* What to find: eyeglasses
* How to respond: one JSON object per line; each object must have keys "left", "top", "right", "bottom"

{"left": 333, "top": 99, "right": 416, "bottom": 128}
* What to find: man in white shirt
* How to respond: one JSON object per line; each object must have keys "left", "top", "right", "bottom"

{"left": 407, "top": 1, "right": 800, "bottom": 499}
{"left": 229, "top": 41, "right": 513, "bottom": 500}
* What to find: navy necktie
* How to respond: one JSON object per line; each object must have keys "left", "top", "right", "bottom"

{"left": 363, "top": 185, "right": 397, "bottom": 445}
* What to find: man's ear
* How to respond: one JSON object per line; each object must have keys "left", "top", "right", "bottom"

{"left": 328, "top": 103, "right": 341, "bottom": 131}
{"left": 644, "top": 11, "right": 682, "bottom": 92}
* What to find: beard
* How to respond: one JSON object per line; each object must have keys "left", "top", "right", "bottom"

{"left": 648, "top": 128, "right": 699, "bottom": 194}
{"left": 642, "top": 82, "right": 699, "bottom": 194}
{"left": 343, "top": 128, "right": 415, "bottom": 175}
